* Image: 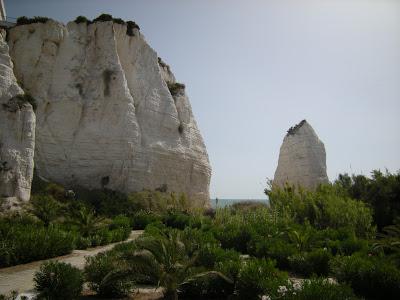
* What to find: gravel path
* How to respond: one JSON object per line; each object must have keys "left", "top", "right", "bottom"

{"left": 0, "top": 230, "right": 143, "bottom": 295}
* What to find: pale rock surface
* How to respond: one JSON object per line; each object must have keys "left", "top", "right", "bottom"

{"left": 0, "top": 29, "right": 35, "bottom": 206}
{"left": 273, "top": 120, "right": 328, "bottom": 189}
{"left": 7, "top": 20, "right": 211, "bottom": 207}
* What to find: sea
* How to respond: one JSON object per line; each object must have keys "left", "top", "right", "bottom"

{"left": 210, "top": 198, "right": 269, "bottom": 208}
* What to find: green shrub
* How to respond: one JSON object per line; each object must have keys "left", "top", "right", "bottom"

{"left": 167, "top": 82, "right": 185, "bottom": 96}
{"left": 163, "top": 211, "right": 191, "bottom": 229}
{"left": 288, "top": 248, "right": 332, "bottom": 276}
{"left": 331, "top": 254, "right": 400, "bottom": 299}
{"left": 213, "top": 223, "right": 252, "bottom": 253}
{"left": 235, "top": 258, "right": 288, "bottom": 299}
{"left": 16, "top": 16, "right": 50, "bottom": 26}
{"left": 247, "top": 237, "right": 298, "bottom": 269}
{"left": 269, "top": 184, "right": 375, "bottom": 238}
{"left": 196, "top": 244, "right": 240, "bottom": 269}
{"left": 131, "top": 210, "right": 162, "bottom": 229}
{"left": 335, "top": 170, "right": 400, "bottom": 230}
{"left": 30, "top": 194, "right": 61, "bottom": 226}
{"left": 283, "top": 278, "right": 359, "bottom": 300}
{"left": 0, "top": 221, "right": 75, "bottom": 267}
{"left": 93, "top": 14, "right": 113, "bottom": 22}
{"left": 74, "top": 16, "right": 89, "bottom": 24}
{"left": 34, "top": 261, "right": 83, "bottom": 300}
{"left": 178, "top": 271, "right": 234, "bottom": 299}
{"left": 126, "top": 21, "right": 140, "bottom": 36}
{"left": 84, "top": 252, "right": 133, "bottom": 297}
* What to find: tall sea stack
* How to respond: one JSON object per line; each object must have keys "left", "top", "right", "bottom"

{"left": 273, "top": 120, "right": 328, "bottom": 189}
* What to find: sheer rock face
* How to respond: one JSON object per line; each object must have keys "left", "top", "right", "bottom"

{"left": 0, "top": 29, "right": 35, "bottom": 205}
{"left": 273, "top": 120, "right": 328, "bottom": 189}
{"left": 7, "top": 20, "right": 211, "bottom": 207}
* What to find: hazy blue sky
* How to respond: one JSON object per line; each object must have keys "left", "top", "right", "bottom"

{"left": 7, "top": 0, "right": 400, "bottom": 199}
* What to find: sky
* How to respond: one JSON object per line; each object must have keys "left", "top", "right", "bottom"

{"left": 7, "top": 0, "right": 400, "bottom": 199}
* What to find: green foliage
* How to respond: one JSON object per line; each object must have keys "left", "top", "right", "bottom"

{"left": 373, "top": 222, "right": 400, "bottom": 263}
{"left": 331, "top": 254, "right": 400, "bottom": 299}
{"left": 288, "top": 248, "right": 332, "bottom": 276}
{"left": 74, "top": 16, "right": 89, "bottom": 24}
{"left": 247, "top": 236, "right": 298, "bottom": 269}
{"left": 335, "top": 170, "right": 400, "bottom": 230}
{"left": 30, "top": 194, "right": 61, "bottom": 226}
{"left": 126, "top": 20, "right": 140, "bottom": 36}
{"left": 68, "top": 206, "right": 106, "bottom": 237}
{"left": 269, "top": 184, "right": 375, "bottom": 238}
{"left": 235, "top": 258, "right": 288, "bottom": 299}
{"left": 93, "top": 14, "right": 113, "bottom": 22}
{"left": 131, "top": 210, "right": 162, "bottom": 229}
{"left": 34, "top": 261, "right": 83, "bottom": 300}
{"left": 84, "top": 251, "right": 133, "bottom": 297}
{"left": 0, "top": 219, "right": 75, "bottom": 267}
{"left": 16, "top": 16, "right": 50, "bottom": 26}
{"left": 283, "top": 278, "right": 359, "bottom": 300}
{"left": 167, "top": 82, "right": 186, "bottom": 96}
{"left": 178, "top": 271, "right": 234, "bottom": 299}
{"left": 163, "top": 211, "right": 191, "bottom": 229}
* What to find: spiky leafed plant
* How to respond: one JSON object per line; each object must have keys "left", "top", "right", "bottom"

{"left": 122, "top": 229, "right": 195, "bottom": 300}
{"left": 373, "top": 223, "right": 400, "bottom": 260}
{"left": 69, "top": 206, "right": 107, "bottom": 237}
{"left": 30, "top": 195, "right": 60, "bottom": 227}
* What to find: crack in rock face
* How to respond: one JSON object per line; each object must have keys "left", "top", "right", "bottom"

{"left": 3, "top": 19, "right": 211, "bottom": 208}
{"left": 273, "top": 120, "right": 328, "bottom": 190}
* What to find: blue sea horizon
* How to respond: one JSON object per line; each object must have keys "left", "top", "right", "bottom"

{"left": 210, "top": 198, "right": 269, "bottom": 208}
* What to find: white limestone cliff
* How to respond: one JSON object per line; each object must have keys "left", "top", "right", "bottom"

{"left": 273, "top": 120, "right": 328, "bottom": 189}
{"left": 6, "top": 19, "right": 211, "bottom": 207}
{"left": 0, "top": 29, "right": 35, "bottom": 207}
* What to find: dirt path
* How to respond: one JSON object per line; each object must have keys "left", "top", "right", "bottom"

{"left": 0, "top": 230, "right": 143, "bottom": 295}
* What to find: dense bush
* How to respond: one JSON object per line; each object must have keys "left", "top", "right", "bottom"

{"left": 247, "top": 237, "right": 298, "bottom": 269}
{"left": 16, "top": 16, "right": 50, "bottom": 26}
{"left": 167, "top": 82, "right": 186, "bottom": 96}
{"left": 84, "top": 251, "right": 133, "bottom": 297}
{"left": 335, "top": 170, "right": 400, "bottom": 230}
{"left": 235, "top": 258, "right": 288, "bottom": 299}
{"left": 331, "top": 254, "right": 400, "bottom": 299}
{"left": 131, "top": 210, "right": 162, "bottom": 229}
{"left": 269, "top": 184, "right": 375, "bottom": 238}
{"left": 30, "top": 194, "right": 61, "bottom": 226}
{"left": 288, "top": 248, "right": 332, "bottom": 276}
{"left": 34, "top": 261, "right": 83, "bottom": 300}
{"left": 0, "top": 220, "right": 75, "bottom": 267}
{"left": 283, "top": 278, "right": 359, "bottom": 300}
{"left": 179, "top": 271, "right": 234, "bottom": 299}
{"left": 74, "top": 15, "right": 90, "bottom": 24}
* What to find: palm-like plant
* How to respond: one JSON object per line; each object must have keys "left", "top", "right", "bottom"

{"left": 133, "top": 232, "right": 188, "bottom": 299}
{"left": 69, "top": 206, "right": 107, "bottom": 237}
{"left": 123, "top": 229, "right": 195, "bottom": 300}
{"left": 373, "top": 223, "right": 400, "bottom": 258}
{"left": 30, "top": 195, "right": 60, "bottom": 227}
